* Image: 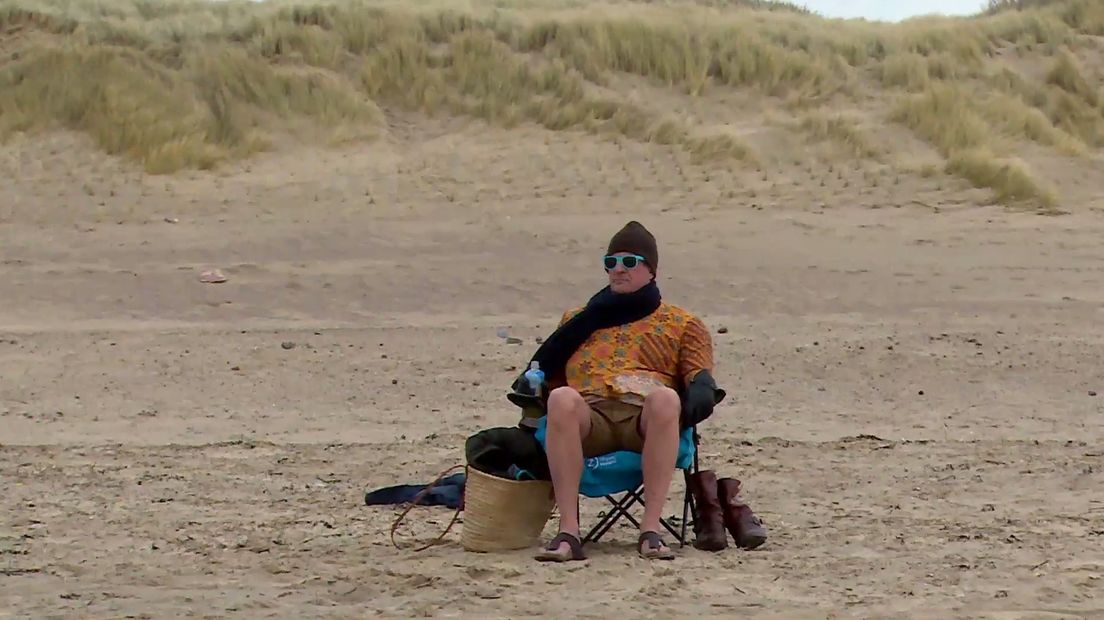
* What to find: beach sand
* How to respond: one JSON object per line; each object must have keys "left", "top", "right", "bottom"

{"left": 2, "top": 123, "right": 1102, "bottom": 618}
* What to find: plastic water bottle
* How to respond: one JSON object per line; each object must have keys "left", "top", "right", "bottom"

{"left": 507, "top": 464, "right": 536, "bottom": 481}
{"left": 524, "top": 361, "right": 545, "bottom": 398}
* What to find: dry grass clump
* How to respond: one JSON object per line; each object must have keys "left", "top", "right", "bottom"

{"left": 797, "top": 113, "right": 882, "bottom": 159}
{"left": 890, "top": 83, "right": 1062, "bottom": 207}
{"left": 947, "top": 149, "right": 1058, "bottom": 207}
{"left": 1, "top": 0, "right": 767, "bottom": 172}
{"left": 683, "top": 132, "right": 757, "bottom": 164}
{"left": 891, "top": 84, "right": 990, "bottom": 154}
{"left": 1046, "top": 49, "right": 1100, "bottom": 107}
{"left": 661, "top": 0, "right": 810, "bottom": 13}
{"left": 877, "top": 52, "right": 970, "bottom": 91}
{"left": 354, "top": 22, "right": 757, "bottom": 163}
{"left": 988, "top": 54, "right": 1104, "bottom": 148}
{"left": 0, "top": 42, "right": 383, "bottom": 173}
{"left": 497, "top": 12, "right": 853, "bottom": 100}
{"left": 984, "top": 0, "right": 1104, "bottom": 36}
{"left": 870, "top": 1, "right": 1103, "bottom": 207}
{"left": 981, "top": 93, "right": 1089, "bottom": 155}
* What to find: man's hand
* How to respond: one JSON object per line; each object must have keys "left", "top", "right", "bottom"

{"left": 681, "top": 370, "right": 724, "bottom": 428}
{"left": 510, "top": 371, "right": 536, "bottom": 397}
{"left": 507, "top": 371, "right": 547, "bottom": 424}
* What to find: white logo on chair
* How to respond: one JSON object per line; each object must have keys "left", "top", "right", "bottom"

{"left": 585, "top": 455, "right": 618, "bottom": 470}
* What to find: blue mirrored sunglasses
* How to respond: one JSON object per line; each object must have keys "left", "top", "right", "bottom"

{"left": 604, "top": 254, "right": 646, "bottom": 270}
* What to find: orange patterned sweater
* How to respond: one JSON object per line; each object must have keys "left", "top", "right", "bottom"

{"left": 547, "top": 301, "right": 714, "bottom": 406}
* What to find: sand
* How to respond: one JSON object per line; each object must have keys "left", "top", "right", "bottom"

{"left": 1, "top": 122, "right": 1102, "bottom": 619}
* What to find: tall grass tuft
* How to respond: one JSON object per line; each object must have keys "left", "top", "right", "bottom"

{"left": 946, "top": 149, "right": 1058, "bottom": 207}
{"left": 798, "top": 112, "right": 882, "bottom": 159}
{"left": 891, "top": 83, "right": 1061, "bottom": 207}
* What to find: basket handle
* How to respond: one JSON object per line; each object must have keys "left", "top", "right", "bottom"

{"left": 389, "top": 463, "right": 466, "bottom": 552}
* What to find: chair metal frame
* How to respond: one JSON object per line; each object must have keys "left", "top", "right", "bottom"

{"left": 579, "top": 426, "right": 701, "bottom": 547}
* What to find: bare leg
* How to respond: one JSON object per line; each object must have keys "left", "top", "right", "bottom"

{"left": 540, "top": 387, "right": 591, "bottom": 558}
{"left": 638, "top": 387, "right": 680, "bottom": 554}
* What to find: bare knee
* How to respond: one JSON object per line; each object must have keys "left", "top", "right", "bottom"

{"left": 547, "top": 387, "right": 588, "bottom": 426}
{"left": 645, "top": 386, "right": 680, "bottom": 412}
{"left": 643, "top": 387, "right": 680, "bottom": 427}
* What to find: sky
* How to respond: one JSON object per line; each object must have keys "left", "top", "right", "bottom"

{"left": 796, "top": 0, "right": 990, "bottom": 22}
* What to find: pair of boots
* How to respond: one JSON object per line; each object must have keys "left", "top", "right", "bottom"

{"left": 688, "top": 470, "right": 768, "bottom": 552}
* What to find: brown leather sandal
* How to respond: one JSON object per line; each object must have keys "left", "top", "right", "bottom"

{"left": 638, "top": 531, "right": 675, "bottom": 560}
{"left": 534, "top": 532, "right": 587, "bottom": 562}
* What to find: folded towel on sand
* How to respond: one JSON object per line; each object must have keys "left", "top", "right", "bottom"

{"left": 364, "top": 472, "right": 466, "bottom": 509}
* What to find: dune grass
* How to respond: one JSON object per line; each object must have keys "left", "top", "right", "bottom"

{"left": 1, "top": 0, "right": 1102, "bottom": 208}
{"left": 0, "top": 42, "right": 384, "bottom": 172}
{"left": 797, "top": 112, "right": 883, "bottom": 159}
{"left": 946, "top": 149, "right": 1058, "bottom": 206}
{"left": 889, "top": 82, "right": 1067, "bottom": 207}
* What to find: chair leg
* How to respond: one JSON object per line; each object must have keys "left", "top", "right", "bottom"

{"left": 632, "top": 474, "right": 690, "bottom": 546}
{"left": 679, "top": 471, "right": 691, "bottom": 547}
{"left": 659, "top": 513, "right": 685, "bottom": 544}
{"left": 584, "top": 477, "right": 703, "bottom": 548}
{"left": 583, "top": 503, "right": 616, "bottom": 544}
{"left": 684, "top": 438, "right": 703, "bottom": 548}
{"left": 583, "top": 488, "right": 644, "bottom": 545}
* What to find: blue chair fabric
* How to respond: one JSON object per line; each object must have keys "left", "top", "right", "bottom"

{"left": 533, "top": 415, "right": 701, "bottom": 546}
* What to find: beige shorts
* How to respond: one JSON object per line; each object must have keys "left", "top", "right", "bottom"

{"left": 581, "top": 398, "right": 644, "bottom": 457}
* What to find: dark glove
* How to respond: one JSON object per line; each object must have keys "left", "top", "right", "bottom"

{"left": 507, "top": 370, "right": 547, "bottom": 427}
{"left": 681, "top": 370, "right": 725, "bottom": 428}
{"left": 508, "top": 370, "right": 545, "bottom": 400}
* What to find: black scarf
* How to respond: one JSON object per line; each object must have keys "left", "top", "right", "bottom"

{"left": 510, "top": 281, "right": 662, "bottom": 397}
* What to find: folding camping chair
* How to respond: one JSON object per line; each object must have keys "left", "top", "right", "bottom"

{"left": 534, "top": 418, "right": 702, "bottom": 548}
{"left": 579, "top": 425, "right": 700, "bottom": 547}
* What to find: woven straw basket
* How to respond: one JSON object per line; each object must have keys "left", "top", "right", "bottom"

{"left": 461, "top": 466, "right": 556, "bottom": 552}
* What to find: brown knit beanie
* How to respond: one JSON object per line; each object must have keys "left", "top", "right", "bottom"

{"left": 607, "top": 220, "right": 658, "bottom": 273}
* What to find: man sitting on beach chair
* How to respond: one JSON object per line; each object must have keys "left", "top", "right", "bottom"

{"left": 509, "top": 220, "right": 727, "bottom": 561}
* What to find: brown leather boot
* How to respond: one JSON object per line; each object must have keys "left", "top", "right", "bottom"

{"left": 687, "top": 470, "right": 728, "bottom": 551}
{"left": 717, "top": 477, "right": 767, "bottom": 549}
